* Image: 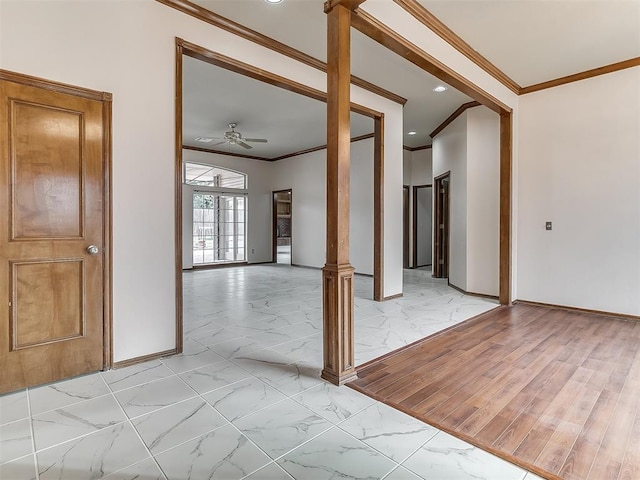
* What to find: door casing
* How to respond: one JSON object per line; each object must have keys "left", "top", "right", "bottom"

{"left": 0, "top": 69, "right": 112, "bottom": 391}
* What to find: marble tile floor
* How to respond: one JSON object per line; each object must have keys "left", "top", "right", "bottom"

{"left": 0, "top": 265, "right": 544, "bottom": 479}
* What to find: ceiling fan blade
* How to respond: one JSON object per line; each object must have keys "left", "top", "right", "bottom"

{"left": 210, "top": 141, "right": 227, "bottom": 146}
{"left": 236, "top": 140, "right": 253, "bottom": 149}
{"left": 244, "top": 138, "right": 268, "bottom": 143}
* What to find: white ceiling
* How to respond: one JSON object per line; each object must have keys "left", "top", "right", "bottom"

{"left": 187, "top": 0, "right": 472, "bottom": 150}
{"left": 418, "top": 0, "right": 640, "bottom": 87}
{"left": 183, "top": 56, "right": 374, "bottom": 158}
{"left": 184, "top": 0, "right": 639, "bottom": 154}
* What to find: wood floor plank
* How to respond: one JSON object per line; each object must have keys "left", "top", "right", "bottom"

{"left": 350, "top": 304, "right": 640, "bottom": 480}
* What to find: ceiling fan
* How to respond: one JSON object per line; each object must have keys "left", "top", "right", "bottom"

{"left": 209, "top": 123, "right": 268, "bottom": 150}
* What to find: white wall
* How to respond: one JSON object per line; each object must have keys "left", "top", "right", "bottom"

{"left": 272, "top": 150, "right": 326, "bottom": 269}
{"left": 181, "top": 150, "right": 274, "bottom": 269}
{"left": 271, "top": 138, "right": 375, "bottom": 275}
{"left": 517, "top": 67, "right": 640, "bottom": 315}
{"left": 403, "top": 148, "right": 433, "bottom": 268}
{"left": 362, "top": 0, "right": 520, "bottom": 297}
{"left": 467, "top": 107, "right": 500, "bottom": 296}
{"left": 0, "top": 0, "right": 404, "bottom": 362}
{"left": 432, "top": 107, "right": 500, "bottom": 296}
{"left": 410, "top": 149, "right": 433, "bottom": 185}
{"left": 433, "top": 113, "right": 468, "bottom": 290}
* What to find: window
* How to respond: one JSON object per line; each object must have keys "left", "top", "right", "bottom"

{"left": 184, "top": 162, "right": 247, "bottom": 265}
{"left": 184, "top": 162, "right": 246, "bottom": 189}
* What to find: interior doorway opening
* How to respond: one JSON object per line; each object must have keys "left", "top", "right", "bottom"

{"left": 413, "top": 184, "right": 433, "bottom": 270}
{"left": 273, "top": 189, "right": 292, "bottom": 264}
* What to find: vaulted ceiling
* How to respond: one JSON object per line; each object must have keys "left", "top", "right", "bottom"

{"left": 182, "top": 0, "right": 639, "bottom": 157}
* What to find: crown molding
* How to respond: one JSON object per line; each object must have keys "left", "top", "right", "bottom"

{"left": 183, "top": 132, "right": 375, "bottom": 162}
{"left": 430, "top": 101, "right": 480, "bottom": 139}
{"left": 393, "top": 0, "right": 521, "bottom": 95}
{"left": 403, "top": 144, "right": 432, "bottom": 152}
{"left": 157, "top": 0, "right": 406, "bottom": 105}
{"left": 520, "top": 57, "right": 640, "bottom": 95}
{"left": 183, "top": 144, "right": 271, "bottom": 161}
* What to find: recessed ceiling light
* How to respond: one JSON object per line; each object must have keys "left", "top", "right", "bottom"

{"left": 195, "top": 137, "right": 213, "bottom": 143}
{"left": 408, "top": 131, "right": 417, "bottom": 135}
{"left": 265, "top": 0, "right": 283, "bottom": 3}
{"left": 433, "top": 85, "right": 447, "bottom": 93}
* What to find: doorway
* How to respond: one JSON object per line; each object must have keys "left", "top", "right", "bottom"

{"left": 413, "top": 184, "right": 433, "bottom": 269}
{"left": 433, "top": 172, "right": 450, "bottom": 278}
{"left": 0, "top": 71, "right": 112, "bottom": 393}
{"left": 273, "top": 189, "right": 292, "bottom": 264}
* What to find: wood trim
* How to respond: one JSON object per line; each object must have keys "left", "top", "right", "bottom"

{"left": 112, "top": 349, "right": 178, "bottom": 369}
{"left": 448, "top": 281, "right": 499, "bottom": 301}
{"left": 520, "top": 57, "right": 640, "bottom": 95}
{"left": 514, "top": 300, "right": 640, "bottom": 322}
{"left": 175, "top": 40, "right": 184, "bottom": 355}
{"left": 430, "top": 101, "right": 480, "bottom": 138}
{"left": 383, "top": 292, "right": 403, "bottom": 301}
{"left": 499, "top": 111, "right": 512, "bottom": 305}
{"left": 102, "top": 95, "right": 114, "bottom": 370}
{"left": 433, "top": 171, "right": 450, "bottom": 278}
{"left": 350, "top": 10, "right": 511, "bottom": 114}
{"left": 177, "top": 38, "right": 385, "bottom": 312}
{"left": 157, "top": 0, "right": 407, "bottom": 105}
{"left": 178, "top": 39, "right": 383, "bottom": 120}
{"left": 0, "top": 69, "right": 111, "bottom": 101}
{"left": 272, "top": 188, "right": 292, "bottom": 263}
{"left": 185, "top": 133, "right": 375, "bottom": 163}
{"left": 183, "top": 144, "right": 271, "bottom": 162}
{"left": 324, "top": 0, "right": 367, "bottom": 13}
{"left": 403, "top": 144, "right": 432, "bottom": 152}
{"left": 392, "top": 0, "right": 520, "bottom": 95}
{"left": 272, "top": 132, "right": 375, "bottom": 161}
{"left": 412, "top": 186, "right": 417, "bottom": 269}
{"left": 373, "top": 116, "right": 384, "bottom": 301}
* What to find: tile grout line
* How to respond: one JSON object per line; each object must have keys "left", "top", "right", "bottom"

{"left": 25, "top": 388, "right": 40, "bottom": 480}
{"left": 101, "top": 372, "right": 169, "bottom": 480}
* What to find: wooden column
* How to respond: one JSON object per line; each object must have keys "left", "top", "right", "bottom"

{"left": 499, "top": 110, "right": 512, "bottom": 305}
{"left": 322, "top": 1, "right": 356, "bottom": 385}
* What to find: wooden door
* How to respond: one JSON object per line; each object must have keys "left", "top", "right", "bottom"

{"left": 433, "top": 173, "right": 450, "bottom": 278}
{"left": 0, "top": 76, "right": 107, "bottom": 393}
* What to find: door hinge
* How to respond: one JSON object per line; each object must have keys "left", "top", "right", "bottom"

{"left": 439, "top": 224, "right": 444, "bottom": 229}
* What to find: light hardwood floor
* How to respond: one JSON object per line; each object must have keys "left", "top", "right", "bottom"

{"left": 349, "top": 303, "right": 640, "bottom": 480}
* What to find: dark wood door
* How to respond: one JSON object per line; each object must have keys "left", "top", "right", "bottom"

{"left": 0, "top": 78, "right": 106, "bottom": 393}
{"left": 433, "top": 173, "right": 450, "bottom": 278}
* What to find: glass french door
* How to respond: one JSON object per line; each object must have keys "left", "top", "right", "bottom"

{"left": 192, "top": 193, "right": 246, "bottom": 265}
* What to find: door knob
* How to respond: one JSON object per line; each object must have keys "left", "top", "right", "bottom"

{"left": 87, "top": 245, "right": 100, "bottom": 255}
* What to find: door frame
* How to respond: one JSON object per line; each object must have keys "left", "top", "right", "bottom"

{"left": 272, "top": 189, "right": 292, "bottom": 264}
{"left": 402, "top": 185, "right": 410, "bottom": 268}
{"left": 412, "top": 184, "right": 433, "bottom": 269}
{"left": 349, "top": 5, "right": 512, "bottom": 305}
{"left": 174, "top": 37, "right": 387, "bottom": 354}
{"left": 433, "top": 172, "right": 450, "bottom": 278}
{"left": 0, "top": 69, "right": 114, "bottom": 369}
